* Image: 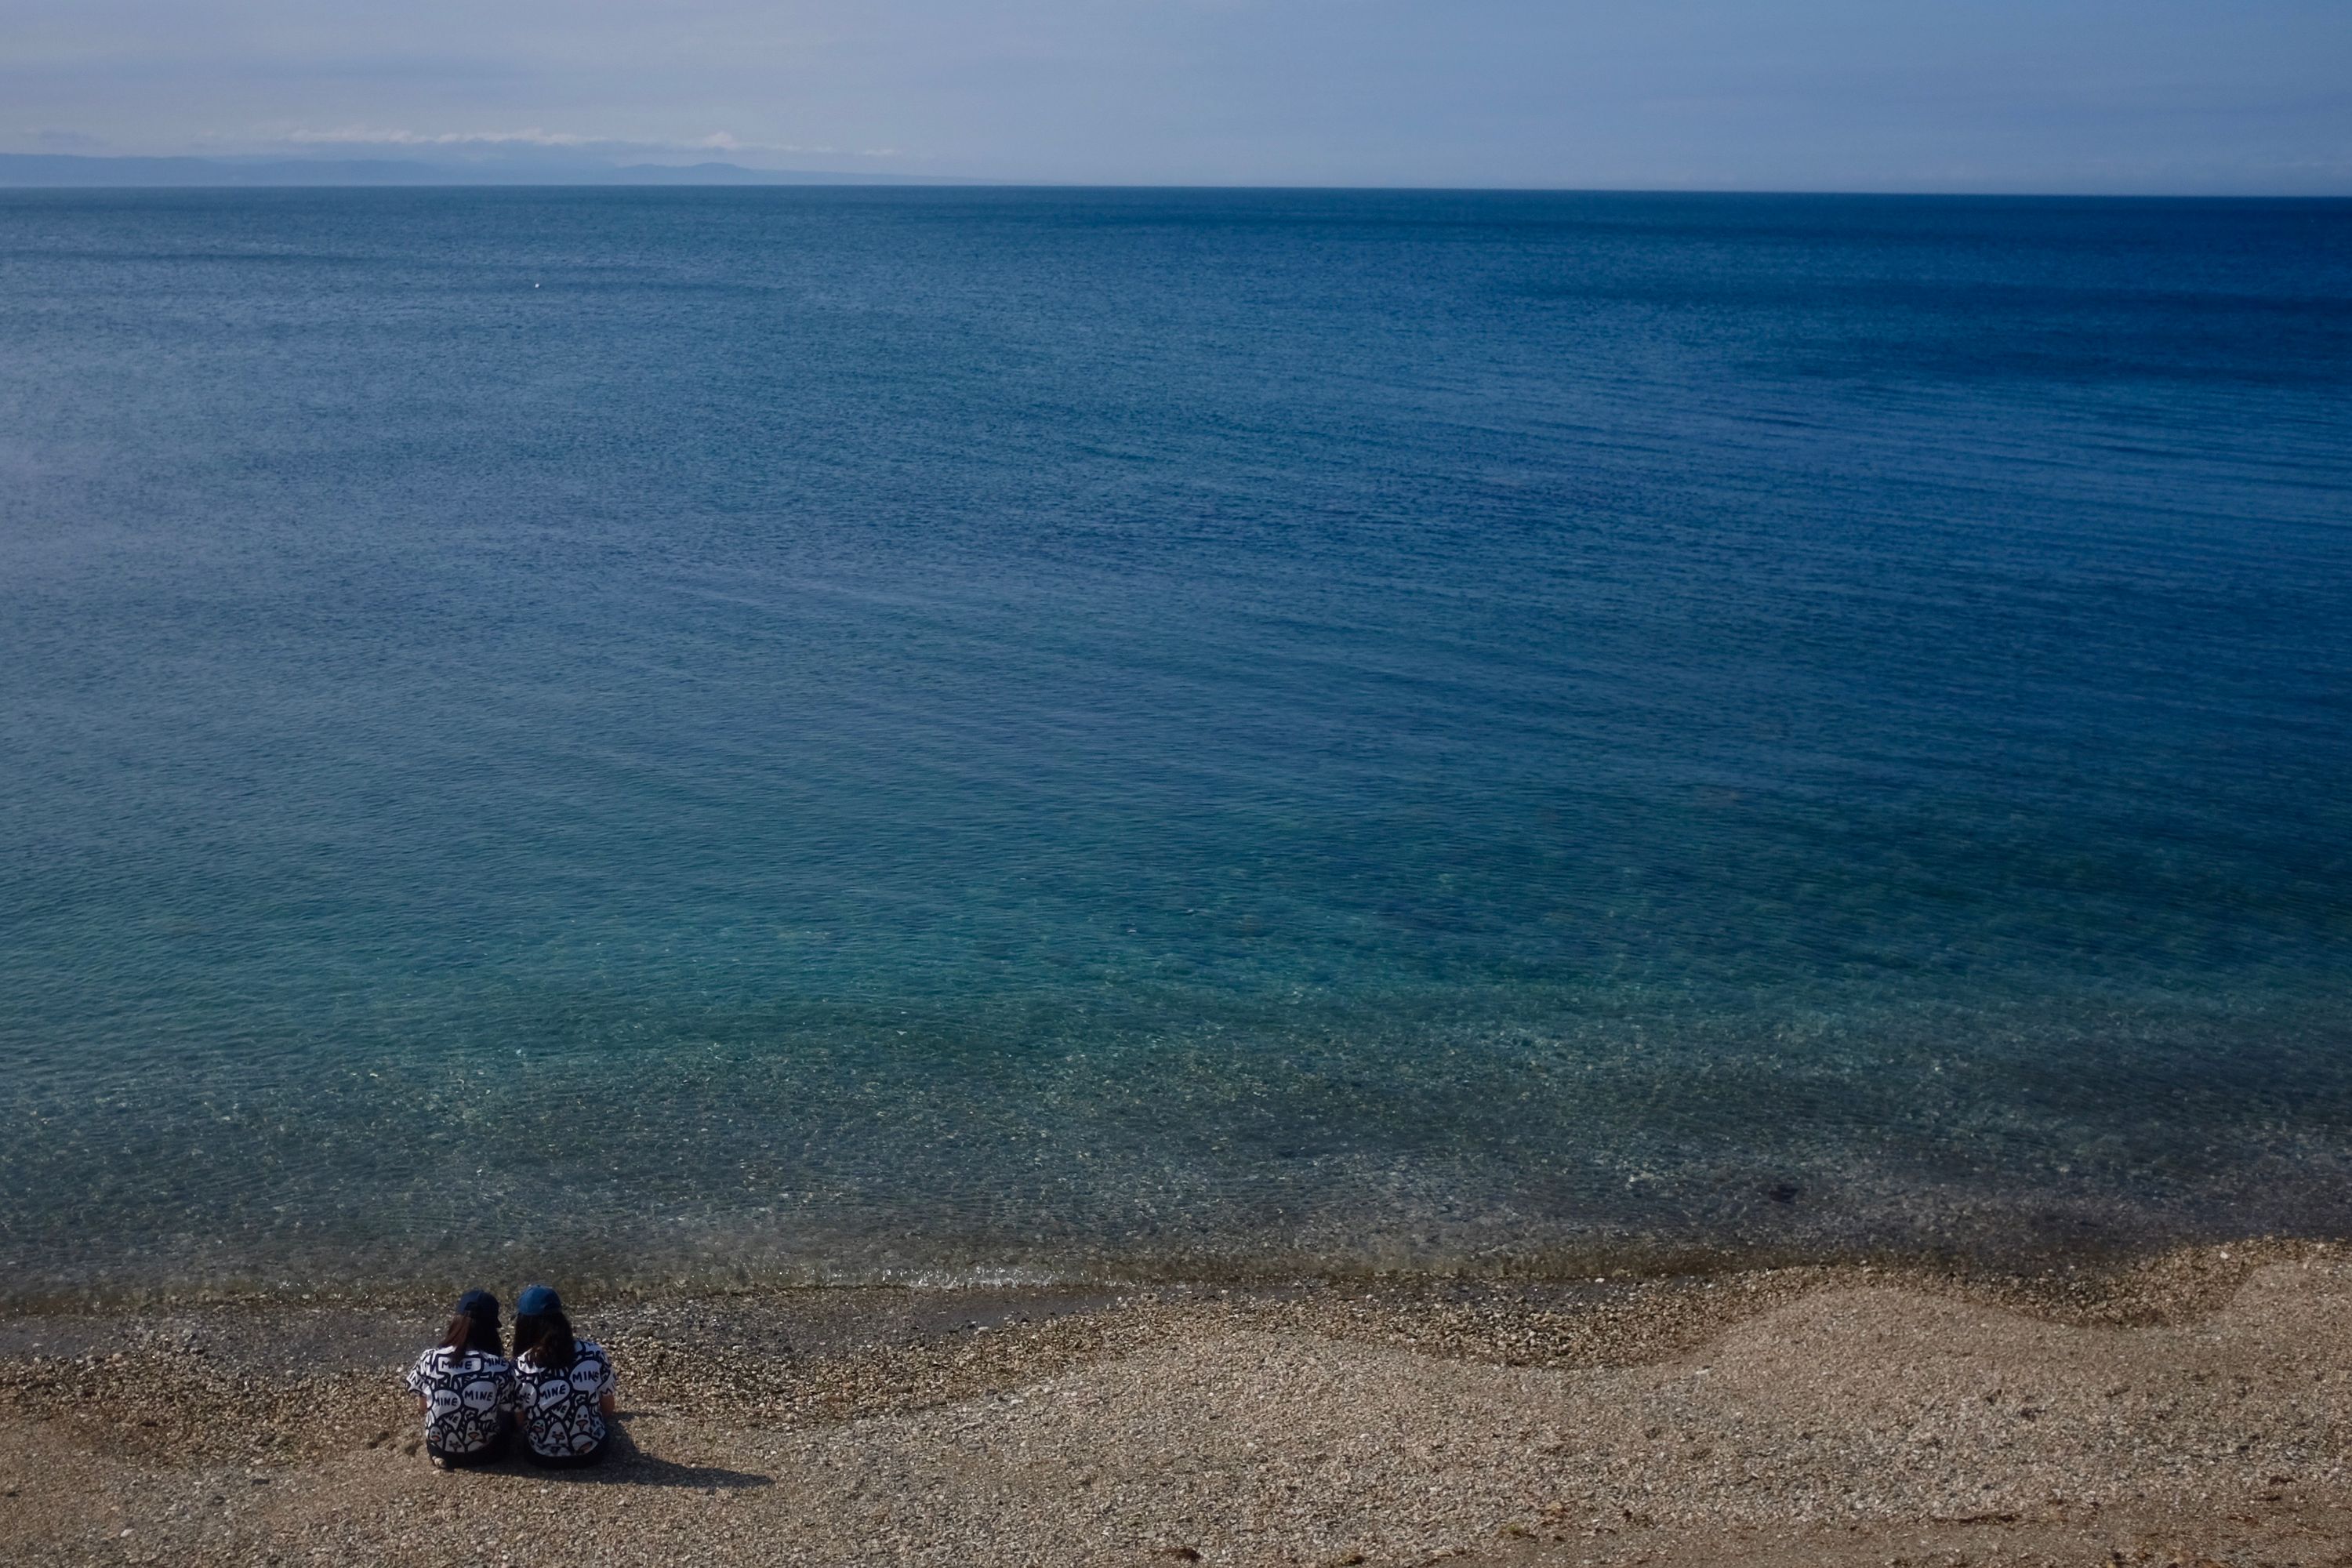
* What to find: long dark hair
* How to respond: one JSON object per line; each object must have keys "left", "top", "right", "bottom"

{"left": 513, "top": 1308, "right": 577, "bottom": 1373}
{"left": 437, "top": 1310, "right": 504, "bottom": 1359}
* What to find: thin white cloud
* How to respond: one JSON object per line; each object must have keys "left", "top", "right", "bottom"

{"left": 274, "top": 125, "right": 902, "bottom": 159}
{"left": 288, "top": 125, "right": 595, "bottom": 147}
{"left": 30, "top": 127, "right": 111, "bottom": 151}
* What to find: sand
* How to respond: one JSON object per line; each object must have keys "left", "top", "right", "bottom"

{"left": 5, "top": 1242, "right": 2350, "bottom": 1566}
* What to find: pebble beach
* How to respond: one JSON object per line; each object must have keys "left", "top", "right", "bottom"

{"left": 7, "top": 1242, "right": 2350, "bottom": 1566}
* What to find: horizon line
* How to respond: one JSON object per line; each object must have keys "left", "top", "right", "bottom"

{"left": 2, "top": 152, "right": 2348, "bottom": 201}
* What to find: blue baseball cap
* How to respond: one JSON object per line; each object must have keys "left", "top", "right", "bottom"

{"left": 455, "top": 1289, "right": 499, "bottom": 1323}
{"left": 515, "top": 1283, "right": 563, "bottom": 1316}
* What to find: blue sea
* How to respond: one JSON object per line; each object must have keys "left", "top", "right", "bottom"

{"left": 2, "top": 188, "right": 2348, "bottom": 1303}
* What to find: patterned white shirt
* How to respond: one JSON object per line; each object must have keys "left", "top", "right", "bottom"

{"left": 403, "top": 1347, "right": 514, "bottom": 1455}
{"left": 512, "top": 1340, "right": 616, "bottom": 1458}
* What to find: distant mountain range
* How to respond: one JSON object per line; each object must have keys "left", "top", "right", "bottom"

{"left": 0, "top": 154, "right": 979, "bottom": 187}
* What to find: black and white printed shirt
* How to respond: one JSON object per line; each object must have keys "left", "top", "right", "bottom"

{"left": 512, "top": 1340, "right": 616, "bottom": 1458}
{"left": 403, "top": 1347, "right": 514, "bottom": 1455}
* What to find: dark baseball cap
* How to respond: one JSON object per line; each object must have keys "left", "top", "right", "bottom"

{"left": 455, "top": 1289, "right": 499, "bottom": 1323}
{"left": 515, "top": 1283, "right": 563, "bottom": 1316}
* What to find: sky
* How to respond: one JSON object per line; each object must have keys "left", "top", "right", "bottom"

{"left": 6, "top": 0, "right": 2350, "bottom": 191}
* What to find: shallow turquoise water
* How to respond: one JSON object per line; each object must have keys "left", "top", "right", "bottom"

{"left": 2, "top": 189, "right": 2349, "bottom": 1300}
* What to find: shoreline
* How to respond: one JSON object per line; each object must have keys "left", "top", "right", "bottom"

{"left": 6, "top": 1218, "right": 2329, "bottom": 1317}
{"left": 8, "top": 1239, "right": 2351, "bottom": 1563}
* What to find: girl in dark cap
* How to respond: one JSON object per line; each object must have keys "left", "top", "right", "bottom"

{"left": 508, "top": 1283, "right": 618, "bottom": 1467}
{"left": 401, "top": 1289, "right": 515, "bottom": 1468}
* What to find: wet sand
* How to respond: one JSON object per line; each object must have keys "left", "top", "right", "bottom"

{"left": 5, "top": 1242, "right": 2350, "bottom": 1566}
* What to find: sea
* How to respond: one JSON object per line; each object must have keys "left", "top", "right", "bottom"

{"left": 2, "top": 188, "right": 2348, "bottom": 1305}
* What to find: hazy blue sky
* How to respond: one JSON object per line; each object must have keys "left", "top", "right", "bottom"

{"left": 8, "top": 0, "right": 2350, "bottom": 190}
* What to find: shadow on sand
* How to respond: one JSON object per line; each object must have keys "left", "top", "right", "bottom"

{"left": 498, "top": 1421, "right": 773, "bottom": 1490}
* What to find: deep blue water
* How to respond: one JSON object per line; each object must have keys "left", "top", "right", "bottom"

{"left": 2, "top": 188, "right": 2349, "bottom": 1302}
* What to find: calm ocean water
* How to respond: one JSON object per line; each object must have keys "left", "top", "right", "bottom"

{"left": 2, "top": 188, "right": 2348, "bottom": 1302}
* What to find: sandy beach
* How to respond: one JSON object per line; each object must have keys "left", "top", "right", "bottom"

{"left": 5, "top": 1242, "right": 2350, "bottom": 1566}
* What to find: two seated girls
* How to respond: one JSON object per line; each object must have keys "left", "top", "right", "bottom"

{"left": 401, "top": 1283, "right": 618, "bottom": 1469}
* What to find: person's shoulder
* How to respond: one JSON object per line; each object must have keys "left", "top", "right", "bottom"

{"left": 411, "top": 1345, "right": 449, "bottom": 1373}
{"left": 575, "top": 1339, "right": 609, "bottom": 1363}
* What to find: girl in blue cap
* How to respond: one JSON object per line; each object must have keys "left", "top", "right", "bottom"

{"left": 402, "top": 1289, "right": 515, "bottom": 1468}
{"left": 508, "top": 1283, "right": 618, "bottom": 1467}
